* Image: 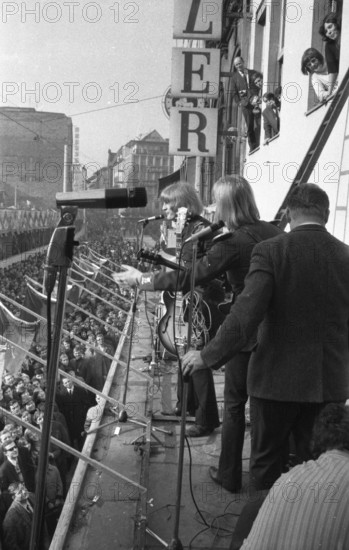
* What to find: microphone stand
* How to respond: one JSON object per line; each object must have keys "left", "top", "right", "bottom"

{"left": 169, "top": 240, "right": 198, "bottom": 550}
{"left": 145, "top": 241, "right": 198, "bottom": 549}
{"left": 30, "top": 206, "right": 78, "bottom": 550}
{"left": 120, "top": 220, "right": 146, "bottom": 410}
{"left": 118, "top": 218, "right": 172, "bottom": 444}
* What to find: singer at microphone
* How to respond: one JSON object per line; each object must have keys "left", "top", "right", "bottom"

{"left": 112, "top": 220, "right": 226, "bottom": 290}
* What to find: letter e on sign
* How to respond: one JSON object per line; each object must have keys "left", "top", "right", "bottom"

{"left": 171, "top": 48, "right": 220, "bottom": 98}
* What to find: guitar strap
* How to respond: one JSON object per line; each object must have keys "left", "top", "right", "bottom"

{"left": 238, "top": 224, "right": 265, "bottom": 245}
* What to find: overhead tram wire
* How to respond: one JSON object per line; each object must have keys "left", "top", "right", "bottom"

{"left": 0, "top": 98, "right": 102, "bottom": 165}
{"left": 70, "top": 94, "right": 164, "bottom": 118}
{"left": 1, "top": 93, "right": 164, "bottom": 124}
{"left": 0, "top": 93, "right": 165, "bottom": 167}
{"left": 0, "top": 102, "right": 103, "bottom": 165}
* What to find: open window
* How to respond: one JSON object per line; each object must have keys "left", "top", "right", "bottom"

{"left": 306, "top": 0, "right": 342, "bottom": 111}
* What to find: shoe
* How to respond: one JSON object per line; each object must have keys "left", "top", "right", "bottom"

{"left": 185, "top": 424, "right": 213, "bottom": 437}
{"left": 209, "top": 467, "right": 242, "bottom": 492}
{"left": 208, "top": 466, "right": 222, "bottom": 486}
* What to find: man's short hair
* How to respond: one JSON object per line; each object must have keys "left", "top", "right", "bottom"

{"left": 8, "top": 482, "right": 21, "bottom": 495}
{"left": 3, "top": 440, "right": 17, "bottom": 452}
{"left": 264, "top": 92, "right": 276, "bottom": 102}
{"left": 0, "top": 432, "right": 13, "bottom": 445}
{"left": 311, "top": 403, "right": 349, "bottom": 458}
{"left": 287, "top": 183, "right": 329, "bottom": 222}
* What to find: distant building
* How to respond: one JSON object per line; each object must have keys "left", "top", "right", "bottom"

{"left": 108, "top": 130, "right": 174, "bottom": 216}
{"left": 0, "top": 107, "right": 73, "bottom": 209}
{"left": 85, "top": 166, "right": 109, "bottom": 190}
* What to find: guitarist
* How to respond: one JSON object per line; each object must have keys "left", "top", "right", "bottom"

{"left": 114, "top": 175, "right": 282, "bottom": 491}
{"left": 117, "top": 181, "right": 223, "bottom": 438}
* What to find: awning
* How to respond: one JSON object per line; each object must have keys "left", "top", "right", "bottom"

{"left": 158, "top": 168, "right": 181, "bottom": 196}
{"left": 158, "top": 157, "right": 198, "bottom": 196}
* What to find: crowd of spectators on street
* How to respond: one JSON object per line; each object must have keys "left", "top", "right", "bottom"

{"left": 0, "top": 218, "right": 138, "bottom": 548}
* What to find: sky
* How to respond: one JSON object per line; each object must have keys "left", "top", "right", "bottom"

{"left": 0, "top": 0, "right": 174, "bottom": 171}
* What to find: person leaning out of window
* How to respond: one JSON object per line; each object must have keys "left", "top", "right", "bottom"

{"left": 301, "top": 47, "right": 338, "bottom": 103}
{"left": 319, "top": 12, "right": 341, "bottom": 96}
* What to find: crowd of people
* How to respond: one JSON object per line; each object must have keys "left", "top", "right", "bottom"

{"left": 0, "top": 221, "right": 138, "bottom": 548}
{"left": 232, "top": 11, "right": 341, "bottom": 153}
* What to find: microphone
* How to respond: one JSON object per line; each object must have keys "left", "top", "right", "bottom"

{"left": 56, "top": 188, "right": 147, "bottom": 209}
{"left": 184, "top": 220, "right": 225, "bottom": 244}
{"left": 213, "top": 229, "right": 232, "bottom": 243}
{"left": 138, "top": 214, "right": 165, "bottom": 223}
{"left": 44, "top": 226, "right": 75, "bottom": 294}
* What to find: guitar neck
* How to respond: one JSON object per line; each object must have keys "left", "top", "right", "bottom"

{"left": 158, "top": 250, "right": 178, "bottom": 264}
{"left": 173, "top": 207, "right": 188, "bottom": 297}
{"left": 175, "top": 224, "right": 182, "bottom": 261}
{"left": 175, "top": 207, "right": 188, "bottom": 262}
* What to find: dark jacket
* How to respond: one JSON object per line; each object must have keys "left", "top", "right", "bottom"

{"left": 231, "top": 69, "right": 259, "bottom": 106}
{"left": 152, "top": 220, "right": 281, "bottom": 296}
{"left": 262, "top": 105, "right": 280, "bottom": 140}
{"left": 202, "top": 225, "right": 349, "bottom": 403}
{"left": 146, "top": 220, "right": 281, "bottom": 345}
{"left": 176, "top": 214, "right": 211, "bottom": 266}
{"left": 325, "top": 41, "right": 340, "bottom": 74}
{"left": 2, "top": 493, "right": 49, "bottom": 550}
{"left": 55, "top": 385, "right": 90, "bottom": 441}
{"left": 0, "top": 448, "right": 36, "bottom": 493}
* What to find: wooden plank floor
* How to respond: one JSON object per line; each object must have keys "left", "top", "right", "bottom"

{"left": 62, "top": 295, "right": 252, "bottom": 550}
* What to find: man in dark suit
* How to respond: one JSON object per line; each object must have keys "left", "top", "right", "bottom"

{"left": 231, "top": 56, "right": 259, "bottom": 151}
{"left": 2, "top": 483, "right": 35, "bottom": 550}
{"left": 2, "top": 482, "right": 50, "bottom": 550}
{"left": 262, "top": 92, "right": 280, "bottom": 144}
{"left": 68, "top": 344, "right": 91, "bottom": 380}
{"left": 183, "top": 184, "right": 349, "bottom": 491}
{"left": 55, "top": 377, "right": 90, "bottom": 451}
{"left": 0, "top": 439, "right": 36, "bottom": 493}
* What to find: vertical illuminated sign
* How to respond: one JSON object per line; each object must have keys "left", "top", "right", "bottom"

{"left": 170, "top": 0, "right": 222, "bottom": 157}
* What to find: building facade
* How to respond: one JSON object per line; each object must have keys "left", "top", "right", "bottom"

{"left": 0, "top": 107, "right": 73, "bottom": 209}
{"left": 209, "top": 0, "right": 347, "bottom": 236}
{"left": 167, "top": 0, "right": 348, "bottom": 241}
{"left": 108, "top": 130, "right": 174, "bottom": 217}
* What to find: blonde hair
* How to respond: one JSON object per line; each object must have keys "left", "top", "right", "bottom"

{"left": 213, "top": 175, "right": 260, "bottom": 230}
{"left": 160, "top": 181, "right": 203, "bottom": 216}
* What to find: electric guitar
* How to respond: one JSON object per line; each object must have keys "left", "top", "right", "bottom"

{"left": 155, "top": 208, "right": 209, "bottom": 356}
{"left": 137, "top": 249, "right": 186, "bottom": 272}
